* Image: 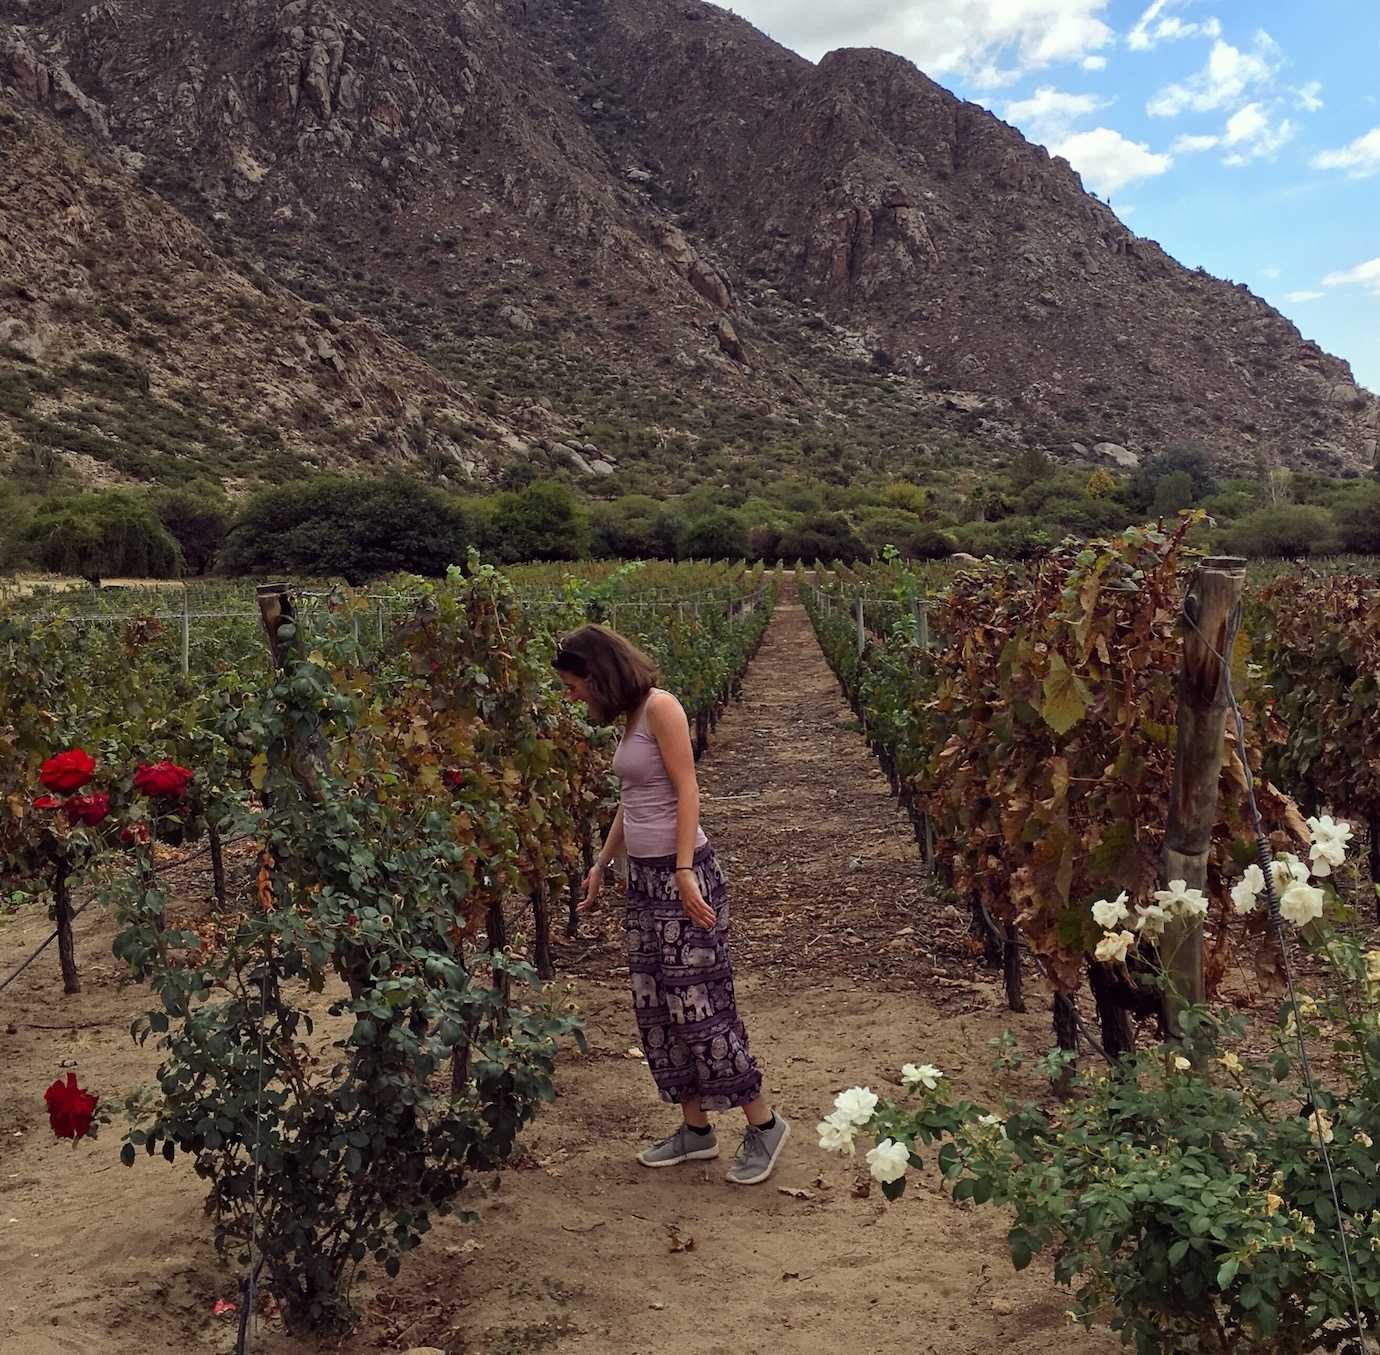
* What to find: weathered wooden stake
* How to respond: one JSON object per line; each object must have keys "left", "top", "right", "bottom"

{"left": 1162, "top": 556, "right": 1246, "bottom": 1040}
{"left": 180, "top": 586, "right": 191, "bottom": 677}
{"left": 531, "top": 889, "right": 554, "bottom": 980}
{"left": 853, "top": 596, "right": 865, "bottom": 655}
{"left": 1370, "top": 809, "right": 1380, "bottom": 923}
{"left": 54, "top": 857, "right": 79, "bottom": 994}
{"left": 256, "top": 585, "right": 325, "bottom": 804}
{"left": 208, "top": 821, "right": 227, "bottom": 911}
{"left": 1003, "top": 923, "right": 1025, "bottom": 1012}
{"left": 912, "top": 599, "right": 930, "bottom": 651}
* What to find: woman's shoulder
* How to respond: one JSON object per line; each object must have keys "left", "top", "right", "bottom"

{"left": 643, "top": 687, "right": 686, "bottom": 724}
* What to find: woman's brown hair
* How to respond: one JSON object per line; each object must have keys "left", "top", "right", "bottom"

{"left": 552, "top": 624, "right": 657, "bottom": 723}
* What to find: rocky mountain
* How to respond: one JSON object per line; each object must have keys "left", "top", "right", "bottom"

{"left": 1, "top": 0, "right": 1375, "bottom": 494}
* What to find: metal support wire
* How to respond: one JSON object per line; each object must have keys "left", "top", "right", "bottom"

{"left": 1184, "top": 588, "right": 1371, "bottom": 1351}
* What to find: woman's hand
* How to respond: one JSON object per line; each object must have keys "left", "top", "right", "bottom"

{"left": 577, "top": 863, "right": 606, "bottom": 914}
{"left": 676, "top": 869, "right": 716, "bottom": 930}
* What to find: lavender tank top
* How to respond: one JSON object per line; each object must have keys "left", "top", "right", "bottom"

{"left": 611, "top": 690, "right": 707, "bottom": 861}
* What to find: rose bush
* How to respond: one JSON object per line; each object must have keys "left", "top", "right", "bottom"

{"left": 822, "top": 826, "right": 1380, "bottom": 1353}
{"left": 109, "top": 566, "right": 590, "bottom": 1335}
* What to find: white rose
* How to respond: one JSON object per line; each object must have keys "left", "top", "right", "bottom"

{"left": 866, "top": 1138, "right": 910, "bottom": 1184}
{"left": 977, "top": 1113, "right": 1004, "bottom": 1128}
{"left": 1231, "top": 864, "right": 1265, "bottom": 915}
{"left": 1091, "top": 892, "right": 1130, "bottom": 929}
{"left": 1271, "top": 854, "right": 1311, "bottom": 892}
{"left": 1153, "top": 879, "right": 1208, "bottom": 920}
{"left": 817, "top": 1111, "right": 858, "bottom": 1154}
{"left": 901, "top": 1063, "right": 942, "bottom": 1091}
{"left": 1309, "top": 837, "right": 1347, "bottom": 878}
{"left": 1365, "top": 951, "right": 1380, "bottom": 984}
{"left": 1307, "top": 815, "right": 1352, "bottom": 849}
{"left": 1134, "top": 903, "right": 1170, "bottom": 937}
{"left": 833, "top": 1086, "right": 879, "bottom": 1127}
{"left": 1278, "top": 880, "right": 1325, "bottom": 928}
{"left": 1357, "top": 1132, "right": 1374, "bottom": 1150}
{"left": 1173, "top": 1055, "right": 1192, "bottom": 1072}
{"left": 1309, "top": 1109, "right": 1335, "bottom": 1145}
{"left": 1094, "top": 929, "right": 1135, "bottom": 964}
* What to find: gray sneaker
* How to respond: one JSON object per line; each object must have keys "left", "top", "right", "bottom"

{"left": 637, "top": 1123, "right": 720, "bottom": 1168}
{"left": 726, "top": 1113, "right": 791, "bottom": 1186}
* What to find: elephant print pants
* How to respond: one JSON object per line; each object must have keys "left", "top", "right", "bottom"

{"left": 624, "top": 844, "right": 763, "bottom": 1112}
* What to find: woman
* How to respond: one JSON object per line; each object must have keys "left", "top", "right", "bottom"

{"left": 553, "top": 624, "right": 789, "bottom": 1186}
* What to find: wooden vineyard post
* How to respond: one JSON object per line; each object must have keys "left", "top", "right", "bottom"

{"left": 531, "top": 888, "right": 554, "bottom": 981}
{"left": 1162, "top": 556, "right": 1246, "bottom": 1041}
{"left": 207, "top": 821, "right": 228, "bottom": 911}
{"left": 1003, "top": 922, "right": 1024, "bottom": 1012}
{"left": 256, "top": 585, "right": 325, "bottom": 806}
{"left": 912, "top": 598, "right": 930, "bottom": 651}
{"left": 1370, "top": 808, "right": 1380, "bottom": 923}
{"left": 54, "top": 857, "right": 79, "bottom": 995}
{"left": 180, "top": 585, "right": 191, "bottom": 677}
{"left": 854, "top": 596, "right": 866, "bottom": 655}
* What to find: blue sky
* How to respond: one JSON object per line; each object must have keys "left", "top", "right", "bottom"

{"left": 709, "top": 0, "right": 1379, "bottom": 391}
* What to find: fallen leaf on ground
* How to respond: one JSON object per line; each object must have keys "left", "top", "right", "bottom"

{"left": 777, "top": 1186, "right": 815, "bottom": 1200}
{"left": 666, "top": 1224, "right": 694, "bottom": 1253}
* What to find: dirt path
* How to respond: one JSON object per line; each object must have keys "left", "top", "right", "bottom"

{"left": 0, "top": 596, "right": 1118, "bottom": 1355}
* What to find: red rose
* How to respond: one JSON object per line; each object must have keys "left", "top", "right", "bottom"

{"left": 133, "top": 761, "right": 194, "bottom": 799}
{"left": 120, "top": 823, "right": 151, "bottom": 846}
{"left": 44, "top": 1072, "right": 98, "bottom": 1139}
{"left": 443, "top": 767, "right": 464, "bottom": 789}
{"left": 33, "top": 795, "right": 63, "bottom": 811}
{"left": 40, "top": 749, "right": 95, "bottom": 793}
{"left": 64, "top": 793, "right": 111, "bottom": 827}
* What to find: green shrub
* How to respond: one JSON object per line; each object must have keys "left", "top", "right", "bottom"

{"left": 1223, "top": 505, "right": 1340, "bottom": 558}
{"left": 1331, "top": 482, "right": 1380, "bottom": 554}
{"left": 678, "top": 509, "right": 748, "bottom": 560}
{"left": 22, "top": 490, "right": 182, "bottom": 583}
{"left": 220, "top": 477, "right": 467, "bottom": 583}
{"left": 486, "top": 481, "right": 591, "bottom": 563}
{"left": 777, "top": 512, "right": 868, "bottom": 564}
{"left": 151, "top": 483, "right": 230, "bottom": 576}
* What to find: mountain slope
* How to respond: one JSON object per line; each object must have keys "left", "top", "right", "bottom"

{"left": 2, "top": 0, "right": 1375, "bottom": 491}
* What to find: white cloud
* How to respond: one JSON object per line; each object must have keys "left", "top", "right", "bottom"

{"left": 1052, "top": 127, "right": 1173, "bottom": 196}
{"left": 1003, "top": 85, "right": 1108, "bottom": 143}
{"left": 1128, "top": 1, "right": 1222, "bottom": 51}
{"left": 1312, "top": 126, "right": 1380, "bottom": 180}
{"left": 1147, "top": 36, "right": 1278, "bottom": 117}
{"left": 1323, "top": 257, "right": 1380, "bottom": 296}
{"left": 1172, "top": 132, "right": 1219, "bottom": 153}
{"left": 705, "top": 0, "right": 1113, "bottom": 82}
{"left": 1217, "top": 102, "right": 1293, "bottom": 164}
{"left": 1224, "top": 102, "right": 1268, "bottom": 145}
{"left": 1293, "top": 81, "right": 1323, "bottom": 113}
{"left": 1262, "top": 266, "right": 1281, "bottom": 279}
{"left": 1284, "top": 290, "right": 1323, "bottom": 302}
{"left": 1223, "top": 118, "right": 1293, "bottom": 165}
{"left": 1082, "top": 55, "right": 1107, "bottom": 70}
{"left": 970, "top": 63, "right": 1024, "bottom": 90}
